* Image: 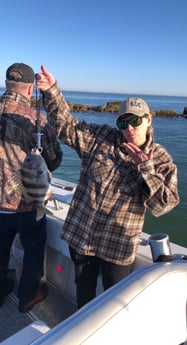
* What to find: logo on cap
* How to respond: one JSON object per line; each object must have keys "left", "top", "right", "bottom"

{"left": 130, "top": 101, "right": 142, "bottom": 108}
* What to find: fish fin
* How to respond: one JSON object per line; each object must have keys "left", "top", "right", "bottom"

{"left": 36, "top": 206, "right": 54, "bottom": 221}
{"left": 47, "top": 170, "right": 52, "bottom": 184}
{"left": 45, "top": 190, "right": 54, "bottom": 202}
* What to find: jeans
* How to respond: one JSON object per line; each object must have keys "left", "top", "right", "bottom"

{"left": 69, "top": 246, "right": 133, "bottom": 309}
{"left": 0, "top": 211, "right": 46, "bottom": 305}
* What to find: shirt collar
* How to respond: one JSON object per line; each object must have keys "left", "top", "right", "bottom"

{"left": 2, "top": 90, "right": 31, "bottom": 107}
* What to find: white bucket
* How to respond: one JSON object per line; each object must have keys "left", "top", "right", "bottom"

{"left": 12, "top": 236, "right": 24, "bottom": 283}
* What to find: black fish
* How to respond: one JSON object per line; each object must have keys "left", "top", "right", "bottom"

{"left": 21, "top": 149, "right": 53, "bottom": 220}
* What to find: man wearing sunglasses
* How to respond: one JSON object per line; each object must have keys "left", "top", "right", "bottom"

{"left": 37, "top": 66, "right": 179, "bottom": 309}
{"left": 116, "top": 98, "right": 154, "bottom": 164}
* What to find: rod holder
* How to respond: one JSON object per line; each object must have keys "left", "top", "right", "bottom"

{"left": 140, "top": 233, "right": 175, "bottom": 262}
{"left": 149, "top": 233, "right": 173, "bottom": 262}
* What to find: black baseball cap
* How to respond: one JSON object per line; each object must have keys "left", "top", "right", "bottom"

{"left": 6, "top": 63, "right": 35, "bottom": 83}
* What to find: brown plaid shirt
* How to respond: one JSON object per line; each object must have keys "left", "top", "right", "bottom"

{"left": 0, "top": 90, "right": 62, "bottom": 212}
{"left": 42, "top": 83, "right": 179, "bottom": 265}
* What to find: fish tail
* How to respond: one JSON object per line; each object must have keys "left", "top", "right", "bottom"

{"left": 36, "top": 207, "right": 54, "bottom": 221}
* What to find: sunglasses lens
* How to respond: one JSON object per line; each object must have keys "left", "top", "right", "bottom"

{"left": 117, "top": 120, "right": 127, "bottom": 129}
{"left": 117, "top": 116, "right": 143, "bottom": 129}
{"left": 130, "top": 117, "right": 142, "bottom": 127}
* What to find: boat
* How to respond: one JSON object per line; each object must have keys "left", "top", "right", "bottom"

{"left": 1, "top": 177, "right": 187, "bottom": 345}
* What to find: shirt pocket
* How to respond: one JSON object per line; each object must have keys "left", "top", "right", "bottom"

{"left": 117, "top": 163, "right": 141, "bottom": 197}
{"left": 88, "top": 152, "right": 115, "bottom": 183}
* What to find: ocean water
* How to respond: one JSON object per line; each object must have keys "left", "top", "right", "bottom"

{"left": 0, "top": 88, "right": 186, "bottom": 247}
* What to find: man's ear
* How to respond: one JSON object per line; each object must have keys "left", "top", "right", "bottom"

{"left": 28, "top": 84, "right": 34, "bottom": 97}
{"left": 147, "top": 114, "right": 152, "bottom": 126}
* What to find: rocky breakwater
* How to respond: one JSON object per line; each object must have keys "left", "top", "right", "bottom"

{"left": 31, "top": 98, "right": 187, "bottom": 118}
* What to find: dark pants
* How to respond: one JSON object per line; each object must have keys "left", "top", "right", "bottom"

{"left": 0, "top": 211, "right": 46, "bottom": 305}
{"left": 69, "top": 246, "right": 133, "bottom": 309}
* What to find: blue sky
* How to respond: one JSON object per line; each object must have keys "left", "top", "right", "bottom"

{"left": 1, "top": 0, "right": 187, "bottom": 96}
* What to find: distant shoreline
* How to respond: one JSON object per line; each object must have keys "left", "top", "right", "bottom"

{"left": 1, "top": 87, "right": 187, "bottom": 117}
{"left": 31, "top": 98, "right": 187, "bottom": 118}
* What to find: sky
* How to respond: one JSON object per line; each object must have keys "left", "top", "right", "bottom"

{"left": 1, "top": 0, "right": 187, "bottom": 96}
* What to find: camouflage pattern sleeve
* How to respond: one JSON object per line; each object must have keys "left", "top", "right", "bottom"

{"left": 42, "top": 82, "right": 71, "bottom": 139}
{"left": 41, "top": 121, "right": 63, "bottom": 172}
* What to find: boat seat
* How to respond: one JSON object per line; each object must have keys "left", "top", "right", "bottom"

{"left": 1, "top": 321, "right": 50, "bottom": 345}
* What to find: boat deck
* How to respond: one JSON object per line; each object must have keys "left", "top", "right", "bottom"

{"left": 0, "top": 269, "right": 77, "bottom": 343}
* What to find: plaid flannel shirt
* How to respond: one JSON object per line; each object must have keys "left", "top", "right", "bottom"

{"left": 42, "top": 83, "right": 179, "bottom": 265}
{"left": 0, "top": 90, "right": 62, "bottom": 212}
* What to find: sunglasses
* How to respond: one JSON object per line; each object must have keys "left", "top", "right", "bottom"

{"left": 117, "top": 115, "right": 148, "bottom": 130}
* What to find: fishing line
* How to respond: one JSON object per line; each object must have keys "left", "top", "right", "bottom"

{"left": 34, "top": 77, "right": 43, "bottom": 153}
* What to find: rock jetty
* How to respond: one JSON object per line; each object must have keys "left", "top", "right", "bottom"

{"left": 31, "top": 98, "right": 187, "bottom": 118}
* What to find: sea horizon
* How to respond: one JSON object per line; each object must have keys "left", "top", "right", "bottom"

{"left": 63, "top": 88, "right": 187, "bottom": 98}
{"left": 1, "top": 86, "right": 187, "bottom": 99}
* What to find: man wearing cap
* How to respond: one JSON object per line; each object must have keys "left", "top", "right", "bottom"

{"left": 37, "top": 66, "right": 179, "bottom": 309}
{"left": 0, "top": 63, "right": 63, "bottom": 312}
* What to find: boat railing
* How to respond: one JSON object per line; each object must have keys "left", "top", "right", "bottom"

{"left": 30, "top": 259, "right": 187, "bottom": 345}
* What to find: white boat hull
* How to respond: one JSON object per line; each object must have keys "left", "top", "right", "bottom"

{"left": 2, "top": 178, "right": 187, "bottom": 345}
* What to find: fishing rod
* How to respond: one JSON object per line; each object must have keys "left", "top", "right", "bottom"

{"left": 34, "top": 77, "right": 43, "bottom": 152}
